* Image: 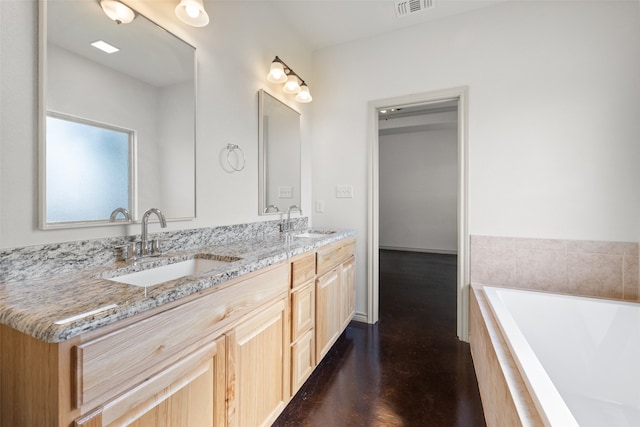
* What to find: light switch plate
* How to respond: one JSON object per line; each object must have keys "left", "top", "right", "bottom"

{"left": 316, "top": 200, "right": 324, "bottom": 213}
{"left": 336, "top": 185, "right": 353, "bottom": 198}
{"left": 278, "top": 186, "right": 293, "bottom": 198}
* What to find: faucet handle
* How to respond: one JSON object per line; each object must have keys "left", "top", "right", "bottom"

{"left": 115, "top": 242, "right": 138, "bottom": 263}
{"left": 150, "top": 239, "right": 164, "bottom": 256}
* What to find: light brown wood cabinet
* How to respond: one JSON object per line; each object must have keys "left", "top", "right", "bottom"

{"left": 315, "top": 266, "right": 342, "bottom": 361}
{"left": 288, "top": 253, "right": 317, "bottom": 396}
{"left": 314, "top": 238, "right": 356, "bottom": 363}
{"left": 340, "top": 256, "right": 356, "bottom": 331}
{"left": 75, "top": 336, "right": 226, "bottom": 427}
{"left": 226, "top": 298, "right": 289, "bottom": 427}
{"left": 0, "top": 237, "right": 356, "bottom": 427}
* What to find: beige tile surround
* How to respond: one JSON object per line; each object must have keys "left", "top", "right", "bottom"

{"left": 470, "top": 235, "right": 640, "bottom": 300}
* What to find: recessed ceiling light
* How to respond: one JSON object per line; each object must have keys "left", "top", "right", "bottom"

{"left": 91, "top": 40, "right": 119, "bottom": 54}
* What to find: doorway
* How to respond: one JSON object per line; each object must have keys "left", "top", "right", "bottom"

{"left": 366, "top": 87, "right": 469, "bottom": 340}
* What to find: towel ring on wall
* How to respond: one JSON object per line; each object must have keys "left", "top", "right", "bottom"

{"left": 226, "top": 143, "right": 245, "bottom": 172}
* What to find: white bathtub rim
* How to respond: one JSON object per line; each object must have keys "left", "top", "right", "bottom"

{"left": 483, "top": 286, "right": 580, "bottom": 427}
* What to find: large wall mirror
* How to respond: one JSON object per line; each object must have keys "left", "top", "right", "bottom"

{"left": 40, "top": 0, "right": 196, "bottom": 229}
{"left": 258, "top": 90, "right": 301, "bottom": 215}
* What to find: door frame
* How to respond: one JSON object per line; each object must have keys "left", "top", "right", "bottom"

{"left": 366, "top": 86, "right": 470, "bottom": 341}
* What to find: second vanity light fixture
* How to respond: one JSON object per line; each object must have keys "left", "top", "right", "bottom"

{"left": 267, "top": 56, "right": 312, "bottom": 103}
{"left": 175, "top": 0, "right": 210, "bottom": 27}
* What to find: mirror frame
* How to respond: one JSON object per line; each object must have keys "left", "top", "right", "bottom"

{"left": 38, "top": 0, "right": 197, "bottom": 230}
{"left": 258, "top": 89, "right": 302, "bottom": 216}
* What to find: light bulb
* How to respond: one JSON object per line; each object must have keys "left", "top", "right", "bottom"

{"left": 267, "top": 61, "right": 288, "bottom": 84}
{"left": 100, "top": 0, "right": 135, "bottom": 24}
{"left": 283, "top": 75, "right": 301, "bottom": 94}
{"left": 175, "top": 0, "right": 210, "bottom": 27}
{"left": 186, "top": 4, "right": 200, "bottom": 18}
{"left": 295, "top": 84, "right": 312, "bottom": 103}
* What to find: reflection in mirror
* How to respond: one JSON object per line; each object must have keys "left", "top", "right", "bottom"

{"left": 46, "top": 113, "right": 133, "bottom": 223}
{"left": 40, "top": 0, "right": 196, "bottom": 229}
{"left": 258, "top": 90, "right": 301, "bottom": 215}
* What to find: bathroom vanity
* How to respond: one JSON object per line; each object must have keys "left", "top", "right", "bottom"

{"left": 0, "top": 232, "right": 356, "bottom": 427}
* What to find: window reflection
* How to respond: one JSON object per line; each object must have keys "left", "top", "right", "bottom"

{"left": 46, "top": 113, "right": 133, "bottom": 223}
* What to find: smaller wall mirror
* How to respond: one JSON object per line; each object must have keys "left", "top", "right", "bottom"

{"left": 258, "top": 90, "right": 301, "bottom": 215}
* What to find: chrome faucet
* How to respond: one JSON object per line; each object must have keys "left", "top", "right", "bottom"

{"left": 141, "top": 208, "right": 167, "bottom": 256}
{"left": 109, "top": 207, "right": 131, "bottom": 222}
{"left": 285, "top": 205, "right": 302, "bottom": 233}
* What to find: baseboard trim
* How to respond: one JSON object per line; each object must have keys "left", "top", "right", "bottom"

{"left": 379, "top": 246, "right": 457, "bottom": 255}
{"left": 353, "top": 313, "right": 369, "bottom": 324}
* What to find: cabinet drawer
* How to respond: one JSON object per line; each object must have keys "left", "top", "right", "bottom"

{"left": 316, "top": 238, "right": 355, "bottom": 276}
{"left": 291, "top": 253, "right": 315, "bottom": 288}
{"left": 74, "top": 263, "right": 289, "bottom": 413}
{"left": 74, "top": 336, "right": 225, "bottom": 427}
{"left": 291, "top": 281, "right": 315, "bottom": 341}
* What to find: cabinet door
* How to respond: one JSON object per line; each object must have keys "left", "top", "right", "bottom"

{"left": 291, "top": 281, "right": 315, "bottom": 341}
{"left": 316, "top": 267, "right": 341, "bottom": 362}
{"left": 291, "top": 329, "right": 315, "bottom": 394}
{"left": 74, "top": 336, "right": 226, "bottom": 427}
{"left": 227, "top": 298, "right": 290, "bottom": 427}
{"left": 340, "top": 256, "right": 356, "bottom": 330}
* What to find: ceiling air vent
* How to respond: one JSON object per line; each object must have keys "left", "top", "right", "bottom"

{"left": 395, "top": 0, "right": 436, "bottom": 18}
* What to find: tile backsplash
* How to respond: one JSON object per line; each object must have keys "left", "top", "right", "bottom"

{"left": 0, "top": 218, "right": 308, "bottom": 283}
{"left": 470, "top": 235, "right": 639, "bottom": 300}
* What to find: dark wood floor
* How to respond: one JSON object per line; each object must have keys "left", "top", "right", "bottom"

{"left": 273, "top": 250, "right": 486, "bottom": 426}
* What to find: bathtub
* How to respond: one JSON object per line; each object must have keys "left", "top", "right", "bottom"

{"left": 481, "top": 286, "right": 640, "bottom": 427}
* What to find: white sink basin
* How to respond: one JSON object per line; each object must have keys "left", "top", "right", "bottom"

{"left": 108, "top": 258, "right": 232, "bottom": 287}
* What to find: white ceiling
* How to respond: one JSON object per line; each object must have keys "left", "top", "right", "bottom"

{"left": 269, "top": 0, "right": 509, "bottom": 50}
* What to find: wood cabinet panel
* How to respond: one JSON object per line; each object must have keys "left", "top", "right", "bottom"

{"left": 315, "top": 267, "right": 342, "bottom": 362}
{"left": 291, "top": 329, "right": 315, "bottom": 394}
{"left": 227, "top": 298, "right": 290, "bottom": 427}
{"left": 291, "top": 253, "right": 315, "bottom": 288}
{"left": 75, "top": 264, "right": 288, "bottom": 413}
{"left": 340, "top": 256, "right": 356, "bottom": 330}
{"left": 75, "top": 336, "right": 225, "bottom": 427}
{"left": 316, "top": 238, "right": 355, "bottom": 276}
{"left": 291, "top": 281, "right": 315, "bottom": 341}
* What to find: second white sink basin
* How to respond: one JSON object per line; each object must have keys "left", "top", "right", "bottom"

{"left": 108, "top": 258, "right": 232, "bottom": 287}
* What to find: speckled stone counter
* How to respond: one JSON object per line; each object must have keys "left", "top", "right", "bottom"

{"left": 0, "top": 227, "right": 354, "bottom": 343}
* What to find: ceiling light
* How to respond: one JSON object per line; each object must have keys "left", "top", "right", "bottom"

{"left": 91, "top": 40, "right": 120, "bottom": 54}
{"left": 99, "top": 0, "right": 135, "bottom": 24}
{"left": 175, "top": 0, "right": 210, "bottom": 27}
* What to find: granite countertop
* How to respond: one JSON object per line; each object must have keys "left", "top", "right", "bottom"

{"left": 0, "top": 229, "right": 354, "bottom": 343}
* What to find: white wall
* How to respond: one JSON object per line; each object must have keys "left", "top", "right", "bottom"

{"left": 0, "top": 0, "right": 313, "bottom": 248}
{"left": 310, "top": 1, "right": 640, "bottom": 315}
{"left": 379, "top": 125, "right": 457, "bottom": 253}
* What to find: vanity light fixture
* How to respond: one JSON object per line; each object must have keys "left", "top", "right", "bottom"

{"left": 99, "top": 0, "right": 135, "bottom": 24}
{"left": 267, "top": 56, "right": 312, "bottom": 103}
{"left": 175, "top": 0, "right": 210, "bottom": 27}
